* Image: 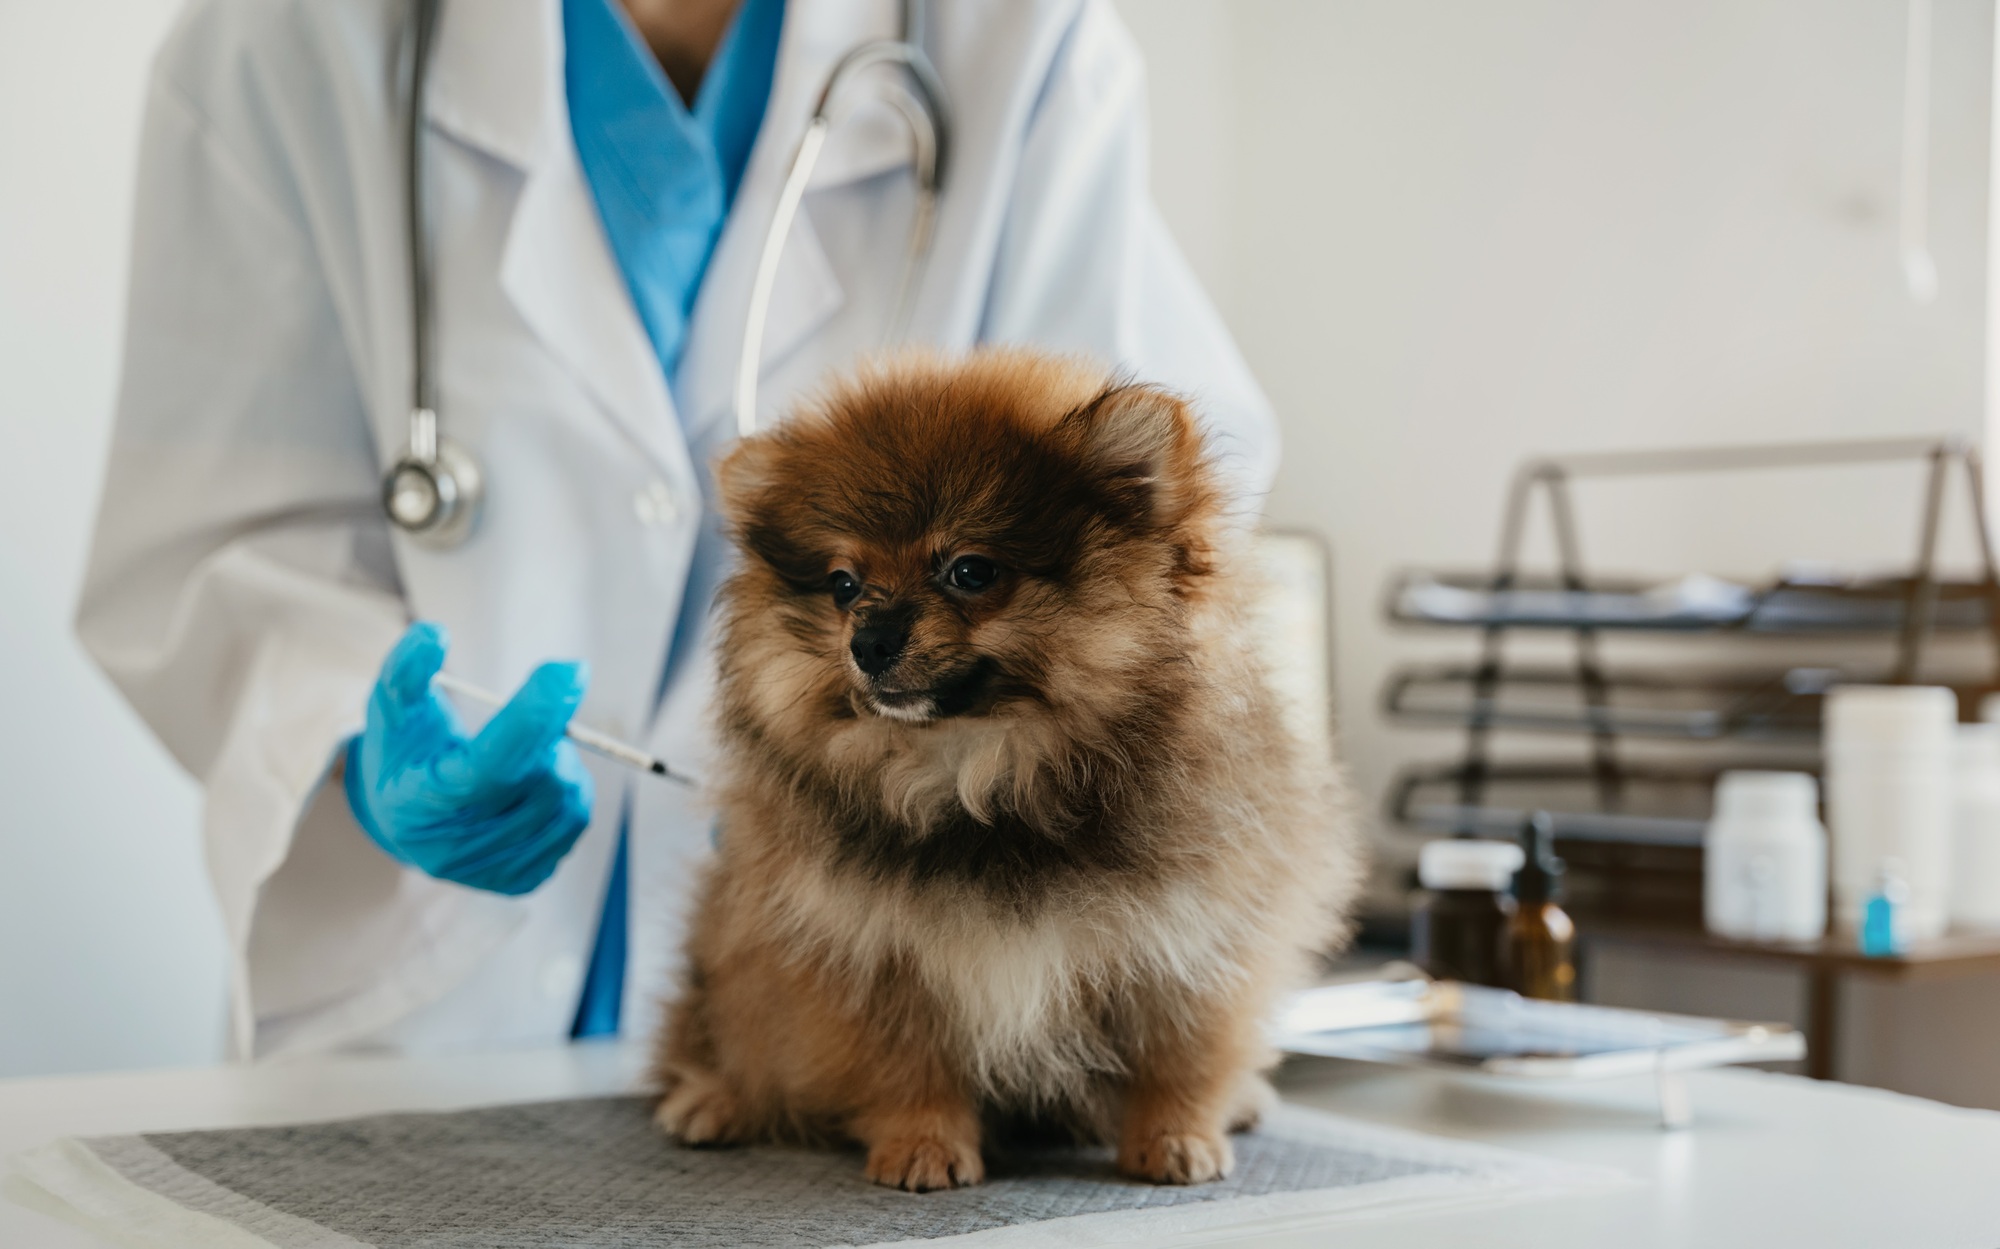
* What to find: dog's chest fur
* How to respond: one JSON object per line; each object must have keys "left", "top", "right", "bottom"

{"left": 765, "top": 844, "right": 1253, "bottom": 1104}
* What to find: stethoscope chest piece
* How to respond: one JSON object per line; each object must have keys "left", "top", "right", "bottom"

{"left": 383, "top": 406, "right": 483, "bottom": 548}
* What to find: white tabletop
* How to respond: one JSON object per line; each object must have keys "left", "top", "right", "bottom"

{"left": 3, "top": 1044, "right": 1996, "bottom": 1248}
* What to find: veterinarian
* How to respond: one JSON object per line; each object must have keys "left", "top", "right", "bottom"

{"left": 77, "top": 0, "right": 1277, "bottom": 1060}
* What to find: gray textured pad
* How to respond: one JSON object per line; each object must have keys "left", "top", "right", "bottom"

{"left": 116, "top": 1096, "right": 1460, "bottom": 1248}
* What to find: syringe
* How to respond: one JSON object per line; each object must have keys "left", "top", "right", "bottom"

{"left": 434, "top": 672, "right": 697, "bottom": 787}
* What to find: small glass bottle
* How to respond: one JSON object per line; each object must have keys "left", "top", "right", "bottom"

{"left": 1411, "top": 838, "right": 1524, "bottom": 986}
{"left": 1860, "top": 857, "right": 1910, "bottom": 957}
{"left": 1507, "top": 812, "right": 1577, "bottom": 1001}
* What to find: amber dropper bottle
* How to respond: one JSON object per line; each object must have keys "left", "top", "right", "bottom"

{"left": 1508, "top": 812, "right": 1577, "bottom": 1001}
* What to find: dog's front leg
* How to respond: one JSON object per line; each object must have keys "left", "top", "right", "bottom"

{"left": 1117, "top": 1003, "right": 1266, "bottom": 1184}
{"left": 850, "top": 1063, "right": 985, "bottom": 1192}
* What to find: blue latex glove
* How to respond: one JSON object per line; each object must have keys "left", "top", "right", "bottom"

{"left": 344, "top": 622, "right": 596, "bottom": 896}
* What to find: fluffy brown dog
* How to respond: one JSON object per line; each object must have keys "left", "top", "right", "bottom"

{"left": 653, "top": 350, "right": 1358, "bottom": 1191}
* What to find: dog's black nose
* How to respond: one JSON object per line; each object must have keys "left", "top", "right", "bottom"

{"left": 850, "top": 622, "right": 908, "bottom": 676}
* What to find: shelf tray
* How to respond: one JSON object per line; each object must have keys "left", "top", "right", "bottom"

{"left": 1389, "top": 570, "right": 1999, "bottom": 634}
{"left": 1385, "top": 758, "right": 1812, "bottom": 845}
{"left": 1379, "top": 663, "right": 1993, "bottom": 743}
{"left": 1382, "top": 662, "right": 1846, "bottom": 741}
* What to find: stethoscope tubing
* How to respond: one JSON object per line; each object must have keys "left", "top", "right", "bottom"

{"left": 735, "top": 37, "right": 949, "bottom": 439}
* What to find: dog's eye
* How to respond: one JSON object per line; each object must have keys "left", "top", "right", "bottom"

{"left": 945, "top": 555, "right": 999, "bottom": 593}
{"left": 829, "top": 571, "right": 861, "bottom": 608}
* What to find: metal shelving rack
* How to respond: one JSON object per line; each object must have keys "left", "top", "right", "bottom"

{"left": 1383, "top": 435, "right": 2000, "bottom": 852}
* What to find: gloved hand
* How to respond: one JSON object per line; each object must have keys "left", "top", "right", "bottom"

{"left": 344, "top": 622, "right": 596, "bottom": 896}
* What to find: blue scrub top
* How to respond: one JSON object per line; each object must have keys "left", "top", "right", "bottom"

{"left": 563, "top": 0, "right": 783, "bottom": 1039}
{"left": 564, "top": 0, "right": 783, "bottom": 379}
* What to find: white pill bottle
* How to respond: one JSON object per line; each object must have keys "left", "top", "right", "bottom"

{"left": 1704, "top": 771, "right": 1827, "bottom": 942}
{"left": 1824, "top": 686, "right": 1956, "bottom": 941}
{"left": 1950, "top": 723, "right": 2000, "bottom": 931}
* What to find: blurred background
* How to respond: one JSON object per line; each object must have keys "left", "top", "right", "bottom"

{"left": 4, "top": 0, "right": 1998, "bottom": 1107}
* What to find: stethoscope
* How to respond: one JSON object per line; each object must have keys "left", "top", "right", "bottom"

{"left": 383, "top": 0, "right": 950, "bottom": 548}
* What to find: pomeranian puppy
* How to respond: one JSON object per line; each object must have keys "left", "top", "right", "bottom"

{"left": 653, "top": 350, "right": 1358, "bottom": 1191}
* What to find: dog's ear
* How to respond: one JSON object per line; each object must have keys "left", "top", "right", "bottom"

{"left": 714, "top": 431, "right": 838, "bottom": 587}
{"left": 713, "top": 435, "right": 784, "bottom": 532}
{"left": 1061, "top": 383, "right": 1207, "bottom": 523}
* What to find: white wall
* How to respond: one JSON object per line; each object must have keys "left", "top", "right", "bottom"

{"left": 0, "top": 0, "right": 226, "bottom": 1077}
{"left": 1123, "top": 0, "right": 1993, "bottom": 818}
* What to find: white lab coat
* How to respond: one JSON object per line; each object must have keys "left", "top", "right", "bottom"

{"left": 78, "top": 0, "right": 1278, "bottom": 1061}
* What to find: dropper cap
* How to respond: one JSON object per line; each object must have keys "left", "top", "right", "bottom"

{"left": 1514, "top": 811, "right": 1566, "bottom": 905}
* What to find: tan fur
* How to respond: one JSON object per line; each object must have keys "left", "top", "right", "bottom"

{"left": 653, "top": 349, "right": 1361, "bottom": 1190}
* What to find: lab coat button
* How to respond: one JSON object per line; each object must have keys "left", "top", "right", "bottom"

{"left": 633, "top": 482, "right": 677, "bottom": 527}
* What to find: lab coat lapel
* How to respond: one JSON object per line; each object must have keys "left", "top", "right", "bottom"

{"left": 675, "top": 0, "right": 913, "bottom": 438}
{"left": 425, "top": 0, "right": 687, "bottom": 478}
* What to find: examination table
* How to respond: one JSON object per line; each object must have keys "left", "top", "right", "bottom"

{"left": 3, "top": 1041, "right": 1996, "bottom": 1247}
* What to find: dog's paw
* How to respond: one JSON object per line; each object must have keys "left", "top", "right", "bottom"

{"left": 1118, "top": 1130, "right": 1234, "bottom": 1185}
{"left": 654, "top": 1074, "right": 747, "bottom": 1146}
{"left": 864, "top": 1134, "right": 986, "bottom": 1192}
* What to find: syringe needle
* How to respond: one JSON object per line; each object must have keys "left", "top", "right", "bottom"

{"left": 433, "top": 672, "right": 696, "bottom": 787}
